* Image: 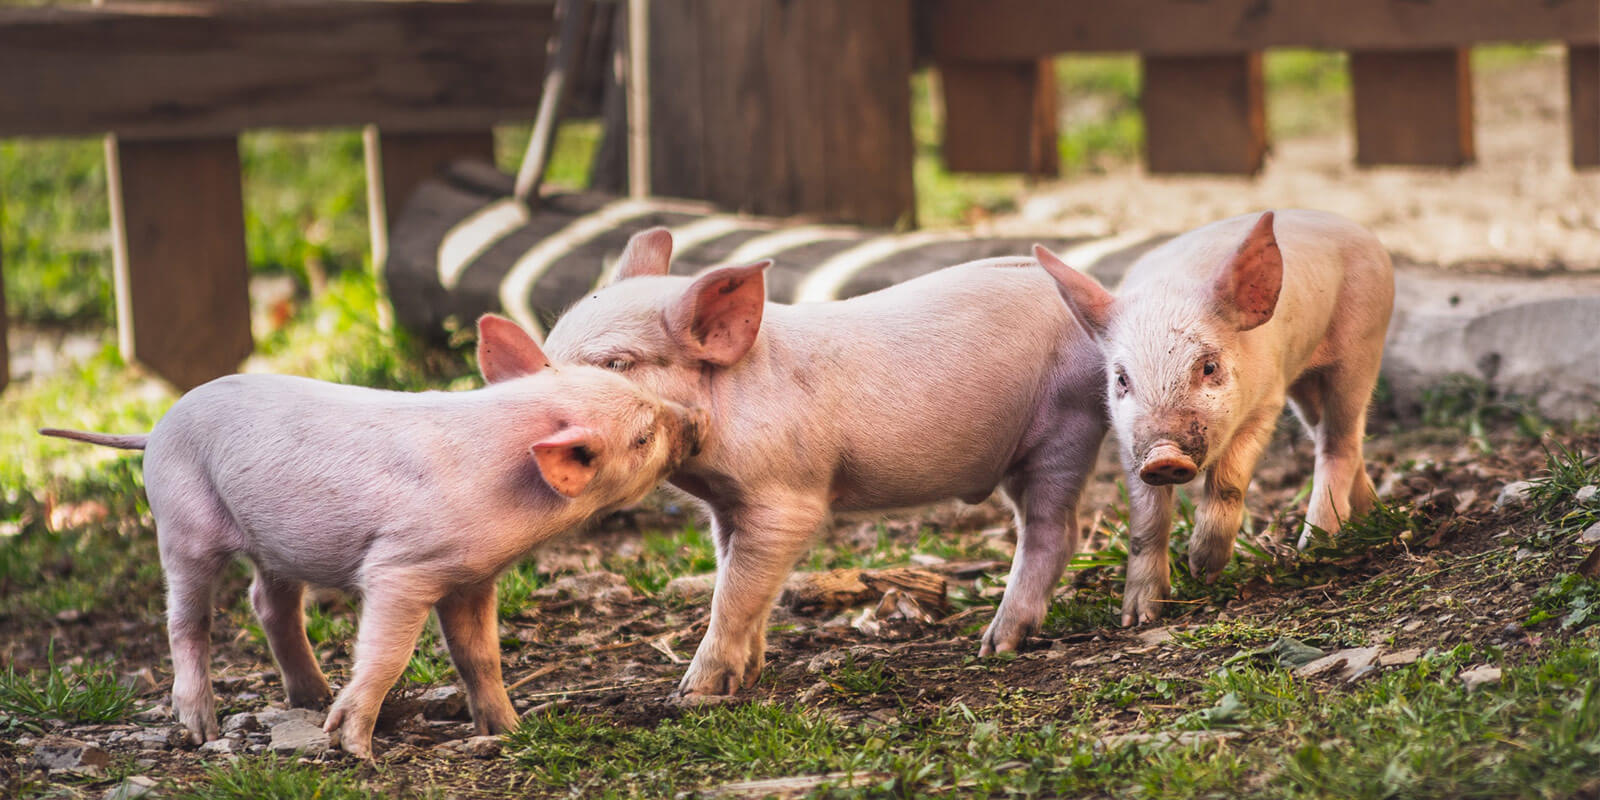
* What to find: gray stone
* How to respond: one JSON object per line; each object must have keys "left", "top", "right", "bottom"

{"left": 1579, "top": 521, "right": 1600, "bottom": 546}
{"left": 420, "top": 686, "right": 468, "bottom": 720}
{"left": 534, "top": 571, "right": 635, "bottom": 606}
{"left": 198, "top": 738, "right": 237, "bottom": 756}
{"left": 1575, "top": 485, "right": 1598, "bottom": 506}
{"left": 1460, "top": 665, "right": 1503, "bottom": 691}
{"left": 102, "top": 776, "right": 159, "bottom": 800}
{"left": 131, "top": 705, "right": 172, "bottom": 724}
{"left": 131, "top": 726, "right": 185, "bottom": 751}
{"left": 255, "top": 707, "right": 324, "bottom": 728}
{"left": 1378, "top": 648, "right": 1424, "bottom": 667}
{"left": 1495, "top": 481, "right": 1536, "bottom": 510}
{"left": 1294, "top": 647, "right": 1382, "bottom": 681}
{"left": 461, "top": 735, "right": 503, "bottom": 759}
{"left": 33, "top": 736, "right": 110, "bottom": 772}
{"left": 661, "top": 573, "right": 716, "bottom": 602}
{"left": 221, "top": 712, "right": 259, "bottom": 735}
{"left": 267, "top": 711, "right": 331, "bottom": 756}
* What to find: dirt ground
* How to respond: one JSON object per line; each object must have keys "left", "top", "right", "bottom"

{"left": 994, "top": 48, "right": 1600, "bottom": 273}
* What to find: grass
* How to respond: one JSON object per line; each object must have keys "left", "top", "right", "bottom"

{"left": 0, "top": 646, "right": 142, "bottom": 725}
{"left": 169, "top": 756, "right": 404, "bottom": 800}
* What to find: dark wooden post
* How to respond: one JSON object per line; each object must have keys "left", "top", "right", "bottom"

{"left": 938, "top": 59, "right": 1059, "bottom": 176}
{"left": 365, "top": 129, "right": 497, "bottom": 269}
{"left": 1571, "top": 44, "right": 1599, "bottom": 168}
{"left": 1350, "top": 49, "right": 1475, "bottom": 167}
{"left": 106, "top": 136, "right": 254, "bottom": 390}
{"left": 1141, "top": 53, "right": 1266, "bottom": 175}
{"left": 643, "top": 0, "right": 915, "bottom": 227}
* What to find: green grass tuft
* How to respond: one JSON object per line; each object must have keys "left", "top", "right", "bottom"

{"left": 0, "top": 645, "right": 143, "bottom": 724}
{"left": 170, "top": 756, "right": 396, "bottom": 800}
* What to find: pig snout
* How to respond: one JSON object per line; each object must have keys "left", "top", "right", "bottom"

{"left": 1139, "top": 441, "right": 1198, "bottom": 486}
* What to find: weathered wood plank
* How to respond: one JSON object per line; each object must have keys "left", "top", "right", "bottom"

{"left": 939, "top": 60, "right": 1059, "bottom": 176}
{"left": 1571, "top": 45, "right": 1600, "bottom": 168}
{"left": 1141, "top": 53, "right": 1265, "bottom": 175}
{"left": 646, "top": 0, "right": 913, "bottom": 227}
{"left": 1351, "top": 49, "right": 1474, "bottom": 167}
{"left": 365, "top": 129, "right": 496, "bottom": 269}
{"left": 922, "top": 0, "right": 1599, "bottom": 61}
{"left": 107, "top": 137, "right": 253, "bottom": 390}
{"left": 0, "top": 1, "right": 552, "bottom": 139}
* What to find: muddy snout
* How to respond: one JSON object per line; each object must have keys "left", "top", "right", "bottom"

{"left": 667, "top": 404, "right": 710, "bottom": 461}
{"left": 1138, "top": 441, "right": 1198, "bottom": 486}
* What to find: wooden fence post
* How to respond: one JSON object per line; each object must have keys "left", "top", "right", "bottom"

{"left": 645, "top": 0, "right": 915, "bottom": 227}
{"left": 938, "top": 60, "right": 1059, "bottom": 176}
{"left": 1350, "top": 49, "right": 1474, "bottom": 167}
{"left": 1571, "top": 44, "right": 1599, "bottom": 168}
{"left": 365, "top": 129, "right": 497, "bottom": 270}
{"left": 106, "top": 136, "right": 253, "bottom": 391}
{"left": 1141, "top": 53, "right": 1266, "bottom": 174}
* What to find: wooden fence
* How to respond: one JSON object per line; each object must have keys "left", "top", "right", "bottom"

{"left": 2, "top": 0, "right": 1596, "bottom": 392}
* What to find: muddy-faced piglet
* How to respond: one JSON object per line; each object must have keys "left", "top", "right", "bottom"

{"left": 40, "top": 314, "right": 705, "bottom": 758}
{"left": 1038, "top": 210, "right": 1394, "bottom": 625}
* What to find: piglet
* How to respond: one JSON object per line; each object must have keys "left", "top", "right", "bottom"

{"left": 1037, "top": 210, "right": 1394, "bottom": 625}
{"left": 541, "top": 228, "right": 1109, "bottom": 700}
{"left": 39, "top": 314, "right": 704, "bottom": 758}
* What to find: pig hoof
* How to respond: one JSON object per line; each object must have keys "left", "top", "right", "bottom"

{"left": 668, "top": 690, "right": 738, "bottom": 708}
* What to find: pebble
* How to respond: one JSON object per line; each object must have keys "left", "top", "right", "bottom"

{"left": 33, "top": 736, "right": 111, "bottom": 773}
{"left": 420, "top": 686, "right": 468, "bottom": 720}
{"left": 131, "top": 705, "right": 174, "bottom": 724}
{"left": 1495, "top": 480, "right": 1535, "bottom": 509}
{"left": 1579, "top": 521, "right": 1600, "bottom": 545}
{"left": 265, "top": 709, "right": 331, "bottom": 756}
{"left": 461, "top": 735, "right": 503, "bottom": 759}
{"left": 1575, "top": 485, "right": 1598, "bottom": 506}
{"left": 1294, "top": 647, "right": 1381, "bottom": 681}
{"left": 102, "top": 776, "right": 159, "bottom": 800}
{"left": 221, "top": 712, "right": 260, "bottom": 735}
{"left": 131, "top": 726, "right": 186, "bottom": 751}
{"left": 198, "top": 737, "right": 237, "bottom": 756}
{"left": 1378, "top": 648, "right": 1423, "bottom": 667}
{"left": 1460, "top": 665, "right": 1504, "bottom": 691}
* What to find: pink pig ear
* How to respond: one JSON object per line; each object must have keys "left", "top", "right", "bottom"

{"left": 477, "top": 314, "right": 551, "bottom": 383}
{"left": 610, "top": 227, "right": 674, "bottom": 284}
{"left": 531, "top": 426, "right": 601, "bottom": 498}
{"left": 1035, "top": 244, "right": 1114, "bottom": 339}
{"left": 666, "top": 260, "right": 770, "bottom": 366}
{"left": 1212, "top": 211, "right": 1283, "bottom": 331}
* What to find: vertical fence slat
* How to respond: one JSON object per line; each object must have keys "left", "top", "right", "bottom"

{"left": 1350, "top": 48, "right": 1474, "bottom": 167}
{"left": 939, "top": 60, "right": 1059, "bottom": 176}
{"left": 365, "top": 128, "right": 496, "bottom": 268}
{"left": 1570, "top": 44, "right": 1599, "bottom": 168}
{"left": 106, "top": 136, "right": 253, "bottom": 390}
{"left": 1141, "top": 53, "right": 1266, "bottom": 174}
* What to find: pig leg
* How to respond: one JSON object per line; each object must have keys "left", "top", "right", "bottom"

{"left": 323, "top": 581, "right": 436, "bottom": 759}
{"left": 435, "top": 580, "right": 518, "bottom": 735}
{"left": 675, "top": 498, "right": 827, "bottom": 700}
{"left": 1188, "top": 410, "right": 1279, "bottom": 582}
{"left": 981, "top": 435, "right": 1099, "bottom": 654}
{"left": 1291, "top": 362, "right": 1379, "bottom": 548}
{"left": 1121, "top": 468, "right": 1176, "bottom": 627}
{"left": 163, "top": 549, "right": 226, "bottom": 745}
{"left": 248, "top": 570, "right": 331, "bottom": 708}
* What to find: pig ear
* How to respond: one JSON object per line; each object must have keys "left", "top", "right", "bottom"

{"left": 477, "top": 314, "right": 551, "bottom": 383}
{"left": 1034, "top": 244, "right": 1114, "bottom": 339}
{"left": 531, "top": 426, "right": 600, "bottom": 498}
{"left": 610, "top": 227, "right": 674, "bottom": 284}
{"left": 666, "top": 260, "right": 771, "bottom": 366}
{"left": 1212, "top": 211, "right": 1283, "bottom": 331}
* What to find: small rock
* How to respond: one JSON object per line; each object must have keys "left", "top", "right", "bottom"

{"left": 102, "top": 776, "right": 159, "bottom": 800}
{"left": 1495, "top": 481, "right": 1535, "bottom": 510}
{"left": 267, "top": 710, "right": 331, "bottom": 756}
{"left": 1378, "top": 648, "right": 1423, "bottom": 667}
{"left": 1579, "top": 521, "right": 1600, "bottom": 546}
{"left": 131, "top": 726, "right": 185, "bottom": 750}
{"left": 908, "top": 553, "right": 947, "bottom": 567}
{"left": 221, "top": 712, "right": 259, "bottom": 735}
{"left": 420, "top": 686, "right": 468, "bottom": 721}
{"left": 1294, "top": 647, "right": 1381, "bottom": 681}
{"left": 33, "top": 736, "right": 110, "bottom": 772}
{"left": 198, "top": 738, "right": 237, "bottom": 756}
{"left": 461, "top": 735, "right": 502, "bottom": 759}
{"left": 255, "top": 707, "right": 324, "bottom": 728}
{"left": 1575, "top": 485, "right": 1598, "bottom": 506}
{"left": 1134, "top": 627, "right": 1174, "bottom": 646}
{"left": 1099, "top": 730, "right": 1242, "bottom": 750}
{"left": 1460, "top": 665, "right": 1503, "bottom": 691}
{"left": 661, "top": 573, "right": 716, "bottom": 602}
{"left": 534, "top": 571, "right": 635, "bottom": 607}
{"left": 805, "top": 645, "right": 890, "bottom": 674}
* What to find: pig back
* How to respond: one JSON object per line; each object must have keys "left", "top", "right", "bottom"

{"left": 767, "top": 260, "right": 1095, "bottom": 510}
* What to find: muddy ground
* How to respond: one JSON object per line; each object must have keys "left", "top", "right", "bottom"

{"left": 3, "top": 417, "right": 1596, "bottom": 798}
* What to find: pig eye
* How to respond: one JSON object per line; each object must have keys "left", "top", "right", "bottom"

{"left": 634, "top": 432, "right": 651, "bottom": 447}
{"left": 1203, "top": 361, "right": 1218, "bottom": 376}
{"left": 1116, "top": 372, "right": 1129, "bottom": 389}
{"left": 604, "top": 358, "right": 633, "bottom": 372}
